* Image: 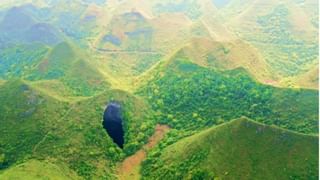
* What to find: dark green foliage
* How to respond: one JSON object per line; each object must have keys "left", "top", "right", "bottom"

{"left": 120, "top": 97, "right": 156, "bottom": 156}
{"left": 70, "top": 160, "right": 95, "bottom": 179}
{"left": 190, "top": 170, "right": 214, "bottom": 180}
{"left": 142, "top": 149, "right": 210, "bottom": 180}
{"left": 138, "top": 58, "right": 318, "bottom": 134}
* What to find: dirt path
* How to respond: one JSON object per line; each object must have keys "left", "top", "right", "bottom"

{"left": 117, "top": 124, "right": 170, "bottom": 180}
{"left": 32, "top": 104, "right": 75, "bottom": 154}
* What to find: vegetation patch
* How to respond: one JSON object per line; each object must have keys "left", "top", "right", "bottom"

{"left": 138, "top": 58, "right": 318, "bottom": 134}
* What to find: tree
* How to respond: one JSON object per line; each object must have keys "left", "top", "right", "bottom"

{"left": 0, "top": 154, "right": 5, "bottom": 164}
{"left": 191, "top": 169, "right": 215, "bottom": 180}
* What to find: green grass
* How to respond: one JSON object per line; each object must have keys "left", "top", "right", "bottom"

{"left": 0, "top": 80, "right": 68, "bottom": 169}
{"left": 61, "top": 59, "right": 110, "bottom": 96}
{"left": 0, "top": 159, "right": 80, "bottom": 180}
{"left": 0, "top": 80, "right": 5, "bottom": 86}
{"left": 27, "top": 42, "right": 76, "bottom": 80}
{"left": 142, "top": 118, "right": 319, "bottom": 179}
{"left": 28, "top": 80, "right": 89, "bottom": 102}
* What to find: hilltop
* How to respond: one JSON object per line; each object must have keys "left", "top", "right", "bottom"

{"left": 142, "top": 118, "right": 319, "bottom": 179}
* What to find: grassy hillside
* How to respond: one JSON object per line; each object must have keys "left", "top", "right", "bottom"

{"left": 0, "top": 80, "right": 67, "bottom": 169}
{"left": 284, "top": 65, "right": 319, "bottom": 89}
{"left": 28, "top": 80, "right": 89, "bottom": 102}
{"left": 0, "top": 159, "right": 80, "bottom": 180}
{"left": 61, "top": 59, "right": 110, "bottom": 96}
{"left": 0, "top": 79, "right": 158, "bottom": 179}
{"left": 137, "top": 54, "right": 318, "bottom": 134}
{"left": 171, "top": 38, "right": 276, "bottom": 84}
{"left": 142, "top": 118, "right": 318, "bottom": 179}
{"left": 24, "top": 42, "right": 110, "bottom": 96}
{"left": 28, "top": 42, "right": 76, "bottom": 79}
{"left": 216, "top": 0, "right": 319, "bottom": 88}
{"left": 0, "top": 80, "right": 5, "bottom": 86}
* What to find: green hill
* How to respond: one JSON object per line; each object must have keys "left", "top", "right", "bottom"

{"left": 61, "top": 59, "right": 110, "bottom": 96}
{"left": 0, "top": 79, "right": 156, "bottom": 179}
{"left": 0, "top": 80, "right": 67, "bottom": 169}
{"left": 214, "top": 0, "right": 319, "bottom": 88}
{"left": 26, "top": 42, "right": 110, "bottom": 96}
{"left": 142, "top": 118, "right": 319, "bottom": 179}
{"left": 164, "top": 37, "right": 276, "bottom": 84}
{"left": 137, "top": 54, "right": 318, "bottom": 134}
{"left": 28, "top": 42, "right": 78, "bottom": 80}
{"left": 0, "top": 43, "right": 49, "bottom": 79}
{"left": 0, "top": 159, "right": 80, "bottom": 180}
{"left": 0, "top": 6, "right": 36, "bottom": 43}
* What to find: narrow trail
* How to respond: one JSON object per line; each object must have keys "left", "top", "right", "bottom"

{"left": 32, "top": 104, "right": 75, "bottom": 154}
{"left": 117, "top": 124, "right": 170, "bottom": 180}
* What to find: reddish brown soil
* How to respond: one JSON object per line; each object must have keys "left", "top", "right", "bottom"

{"left": 117, "top": 124, "right": 170, "bottom": 180}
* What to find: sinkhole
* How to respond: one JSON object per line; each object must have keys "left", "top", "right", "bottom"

{"left": 102, "top": 102, "right": 124, "bottom": 148}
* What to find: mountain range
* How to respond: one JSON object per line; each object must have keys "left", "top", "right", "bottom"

{"left": 0, "top": 0, "right": 318, "bottom": 179}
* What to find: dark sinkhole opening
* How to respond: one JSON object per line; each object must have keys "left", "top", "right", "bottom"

{"left": 102, "top": 102, "right": 124, "bottom": 149}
